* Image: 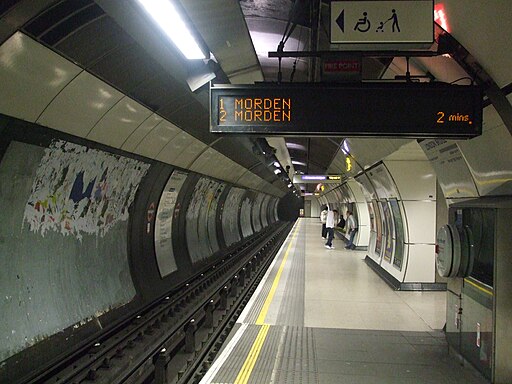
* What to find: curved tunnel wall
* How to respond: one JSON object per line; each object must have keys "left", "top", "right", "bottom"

{"left": 318, "top": 157, "right": 438, "bottom": 287}
{"left": 419, "top": 99, "right": 512, "bottom": 201}
{"left": 0, "top": 31, "right": 285, "bottom": 198}
{"left": 0, "top": 115, "right": 282, "bottom": 379}
{"left": 0, "top": 122, "right": 144, "bottom": 365}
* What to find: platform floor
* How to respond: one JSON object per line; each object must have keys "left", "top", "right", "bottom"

{"left": 200, "top": 218, "right": 488, "bottom": 384}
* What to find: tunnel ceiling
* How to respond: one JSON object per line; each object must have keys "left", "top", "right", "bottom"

{"left": 2, "top": 0, "right": 509, "bottom": 195}
{"left": 236, "top": 0, "right": 392, "bottom": 193}
{"left": 0, "top": 0, "right": 290, "bottom": 194}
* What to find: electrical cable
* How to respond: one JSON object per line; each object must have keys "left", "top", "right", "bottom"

{"left": 449, "top": 76, "right": 475, "bottom": 85}
{"left": 290, "top": 27, "right": 302, "bottom": 82}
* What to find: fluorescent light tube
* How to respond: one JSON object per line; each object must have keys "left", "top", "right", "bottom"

{"left": 302, "top": 175, "right": 326, "bottom": 180}
{"left": 137, "top": 0, "right": 207, "bottom": 59}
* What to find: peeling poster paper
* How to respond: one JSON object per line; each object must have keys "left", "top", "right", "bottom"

{"left": 23, "top": 140, "right": 150, "bottom": 240}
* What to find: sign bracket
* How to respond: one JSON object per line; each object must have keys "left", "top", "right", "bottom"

{"left": 267, "top": 49, "right": 439, "bottom": 59}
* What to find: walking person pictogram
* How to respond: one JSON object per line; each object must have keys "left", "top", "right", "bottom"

{"left": 388, "top": 9, "right": 400, "bottom": 32}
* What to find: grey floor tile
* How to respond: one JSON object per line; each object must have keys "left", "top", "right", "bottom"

{"left": 205, "top": 220, "right": 489, "bottom": 384}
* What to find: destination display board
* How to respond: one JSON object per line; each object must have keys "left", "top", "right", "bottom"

{"left": 210, "top": 83, "right": 482, "bottom": 138}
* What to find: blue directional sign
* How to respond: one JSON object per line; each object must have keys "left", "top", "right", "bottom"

{"left": 330, "top": 1, "right": 434, "bottom": 44}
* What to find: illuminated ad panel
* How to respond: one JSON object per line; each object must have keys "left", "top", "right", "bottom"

{"left": 210, "top": 84, "right": 482, "bottom": 138}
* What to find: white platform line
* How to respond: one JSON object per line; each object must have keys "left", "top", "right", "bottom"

{"left": 199, "top": 323, "right": 249, "bottom": 384}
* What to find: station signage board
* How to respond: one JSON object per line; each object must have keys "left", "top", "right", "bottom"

{"left": 210, "top": 83, "right": 482, "bottom": 138}
{"left": 293, "top": 175, "right": 342, "bottom": 184}
{"left": 330, "top": 0, "right": 434, "bottom": 44}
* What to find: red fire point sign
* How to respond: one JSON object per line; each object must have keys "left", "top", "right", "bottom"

{"left": 323, "top": 59, "right": 361, "bottom": 73}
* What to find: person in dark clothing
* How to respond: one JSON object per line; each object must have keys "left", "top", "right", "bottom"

{"left": 325, "top": 209, "right": 338, "bottom": 249}
{"left": 320, "top": 206, "right": 328, "bottom": 239}
{"left": 345, "top": 210, "right": 358, "bottom": 250}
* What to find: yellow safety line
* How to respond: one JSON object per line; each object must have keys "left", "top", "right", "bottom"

{"left": 232, "top": 221, "right": 301, "bottom": 384}
{"left": 233, "top": 324, "right": 270, "bottom": 384}
{"left": 255, "top": 221, "right": 300, "bottom": 325}
{"left": 464, "top": 278, "right": 493, "bottom": 296}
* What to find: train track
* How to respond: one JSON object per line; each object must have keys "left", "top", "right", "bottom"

{"left": 26, "top": 222, "right": 291, "bottom": 384}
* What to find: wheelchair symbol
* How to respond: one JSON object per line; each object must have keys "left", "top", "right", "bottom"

{"left": 354, "top": 12, "right": 371, "bottom": 32}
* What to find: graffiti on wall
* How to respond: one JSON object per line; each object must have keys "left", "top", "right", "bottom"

{"left": 23, "top": 140, "right": 150, "bottom": 240}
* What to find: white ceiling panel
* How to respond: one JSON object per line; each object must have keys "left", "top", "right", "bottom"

{"left": 414, "top": 55, "right": 469, "bottom": 85}
{"left": 0, "top": 32, "right": 81, "bottom": 122}
{"left": 237, "top": 170, "right": 262, "bottom": 190}
{"left": 190, "top": 150, "right": 255, "bottom": 186}
{"left": 216, "top": 162, "right": 247, "bottom": 185}
{"left": 203, "top": 154, "right": 233, "bottom": 179}
{"left": 156, "top": 131, "right": 195, "bottom": 164}
{"left": 255, "top": 179, "right": 272, "bottom": 193}
{"left": 190, "top": 149, "right": 242, "bottom": 182}
{"left": 271, "top": 186, "right": 286, "bottom": 197}
{"left": 385, "top": 161, "right": 436, "bottom": 201}
{"left": 440, "top": 0, "right": 512, "bottom": 87}
{"left": 87, "top": 96, "right": 152, "bottom": 148}
{"left": 233, "top": 169, "right": 250, "bottom": 187}
{"left": 156, "top": 132, "right": 205, "bottom": 167}
{"left": 249, "top": 177, "right": 265, "bottom": 191}
{"left": 122, "top": 113, "right": 163, "bottom": 152}
{"left": 232, "top": 164, "right": 249, "bottom": 184}
{"left": 181, "top": 0, "right": 264, "bottom": 83}
{"left": 170, "top": 137, "right": 207, "bottom": 169}
{"left": 38, "top": 71, "right": 123, "bottom": 137}
{"left": 189, "top": 147, "right": 217, "bottom": 173}
{"left": 132, "top": 119, "right": 180, "bottom": 158}
{"left": 222, "top": 162, "right": 247, "bottom": 183}
{"left": 458, "top": 103, "right": 512, "bottom": 196}
{"left": 328, "top": 149, "right": 363, "bottom": 178}
{"left": 193, "top": 151, "right": 244, "bottom": 182}
{"left": 346, "top": 138, "right": 412, "bottom": 170}
{"left": 384, "top": 141, "right": 429, "bottom": 161}
{"left": 218, "top": 159, "right": 247, "bottom": 182}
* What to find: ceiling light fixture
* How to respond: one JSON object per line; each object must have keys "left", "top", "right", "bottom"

{"left": 137, "top": 0, "right": 208, "bottom": 60}
{"left": 302, "top": 175, "right": 326, "bottom": 181}
{"left": 341, "top": 139, "right": 350, "bottom": 155}
{"left": 286, "top": 143, "right": 307, "bottom": 151}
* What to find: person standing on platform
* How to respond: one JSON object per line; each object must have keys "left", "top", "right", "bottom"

{"left": 320, "top": 206, "right": 328, "bottom": 239}
{"left": 345, "top": 210, "right": 358, "bottom": 250}
{"left": 324, "top": 209, "right": 338, "bottom": 249}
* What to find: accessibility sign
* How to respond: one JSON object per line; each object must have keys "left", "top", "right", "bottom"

{"left": 330, "top": 1, "right": 434, "bottom": 44}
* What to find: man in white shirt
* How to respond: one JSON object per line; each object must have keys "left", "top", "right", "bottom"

{"left": 324, "top": 209, "right": 338, "bottom": 249}
{"left": 345, "top": 210, "right": 357, "bottom": 250}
